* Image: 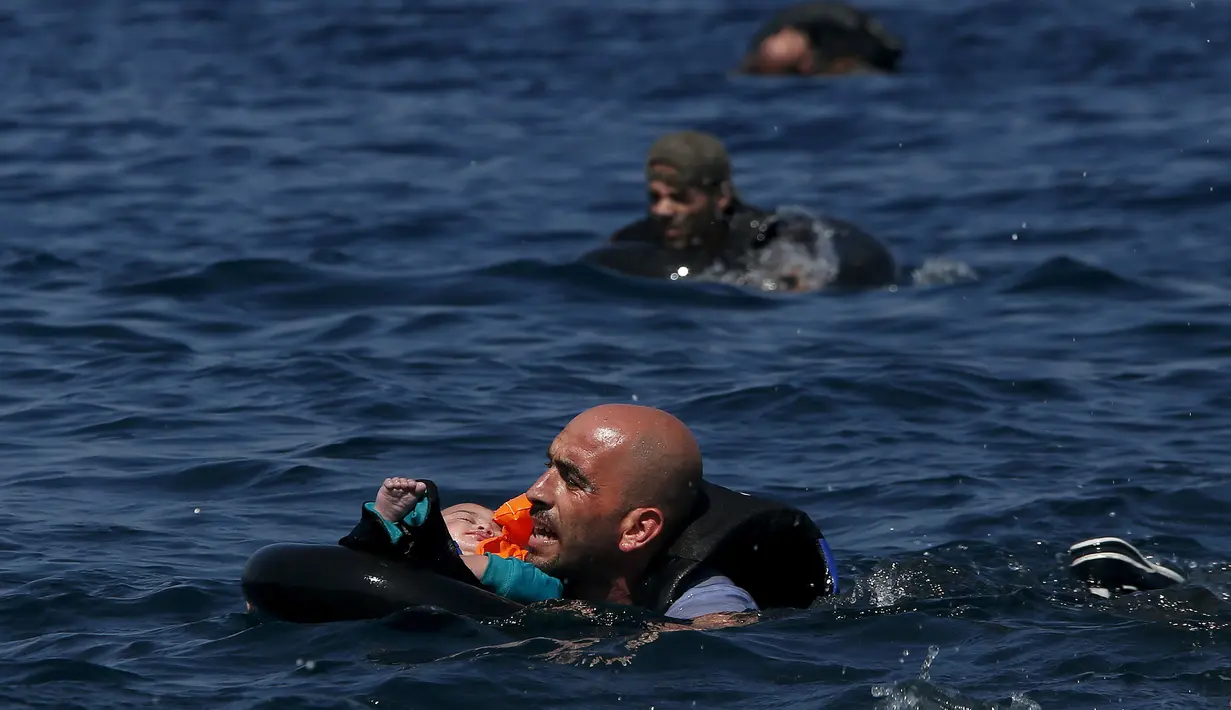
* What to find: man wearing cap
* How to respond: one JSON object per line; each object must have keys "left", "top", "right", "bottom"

{"left": 582, "top": 130, "right": 896, "bottom": 291}
{"left": 738, "top": 2, "right": 903, "bottom": 76}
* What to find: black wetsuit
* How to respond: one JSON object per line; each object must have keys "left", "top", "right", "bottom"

{"left": 584, "top": 199, "right": 897, "bottom": 290}
{"left": 743, "top": 1, "right": 902, "bottom": 73}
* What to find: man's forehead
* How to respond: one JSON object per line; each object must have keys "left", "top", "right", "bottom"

{"left": 591, "top": 425, "right": 625, "bottom": 447}
{"left": 553, "top": 422, "right": 627, "bottom": 453}
{"left": 647, "top": 165, "right": 690, "bottom": 192}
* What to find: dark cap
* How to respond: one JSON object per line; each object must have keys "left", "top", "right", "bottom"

{"left": 645, "top": 130, "right": 733, "bottom": 191}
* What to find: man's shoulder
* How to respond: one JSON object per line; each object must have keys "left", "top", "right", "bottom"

{"left": 725, "top": 203, "right": 778, "bottom": 251}
{"left": 663, "top": 572, "right": 759, "bottom": 620}
{"left": 745, "top": 208, "right": 893, "bottom": 258}
{"left": 608, "top": 216, "right": 658, "bottom": 244}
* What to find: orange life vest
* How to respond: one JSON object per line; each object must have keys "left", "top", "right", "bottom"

{"left": 474, "top": 494, "right": 533, "bottom": 560}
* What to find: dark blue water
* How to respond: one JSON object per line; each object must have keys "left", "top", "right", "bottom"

{"left": 2, "top": 0, "right": 1229, "bottom": 707}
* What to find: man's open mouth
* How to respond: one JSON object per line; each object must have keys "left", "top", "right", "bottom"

{"left": 530, "top": 520, "right": 557, "bottom": 544}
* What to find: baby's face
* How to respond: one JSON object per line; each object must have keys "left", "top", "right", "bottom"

{"left": 443, "top": 503, "right": 501, "bottom": 554}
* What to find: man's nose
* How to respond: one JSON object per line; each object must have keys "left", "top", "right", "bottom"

{"left": 650, "top": 199, "right": 676, "bottom": 219}
{"left": 526, "top": 470, "right": 552, "bottom": 507}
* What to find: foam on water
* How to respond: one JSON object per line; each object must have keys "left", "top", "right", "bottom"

{"left": 692, "top": 205, "right": 979, "bottom": 292}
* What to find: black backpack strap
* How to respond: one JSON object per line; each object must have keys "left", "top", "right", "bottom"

{"left": 634, "top": 482, "right": 835, "bottom": 613}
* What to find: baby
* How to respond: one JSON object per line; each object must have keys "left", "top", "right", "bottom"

{"left": 439, "top": 502, "right": 502, "bottom": 555}
{"left": 369, "top": 477, "right": 561, "bottom": 604}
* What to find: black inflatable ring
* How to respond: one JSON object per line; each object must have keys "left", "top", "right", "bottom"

{"left": 241, "top": 543, "right": 524, "bottom": 623}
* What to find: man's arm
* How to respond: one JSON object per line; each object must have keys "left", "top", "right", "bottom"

{"left": 765, "top": 212, "right": 897, "bottom": 290}
{"left": 825, "top": 217, "right": 897, "bottom": 288}
{"left": 663, "top": 574, "right": 759, "bottom": 620}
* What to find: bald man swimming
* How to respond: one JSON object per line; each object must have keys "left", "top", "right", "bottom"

{"left": 341, "top": 405, "right": 762, "bottom": 620}
{"left": 521, "top": 404, "right": 756, "bottom": 618}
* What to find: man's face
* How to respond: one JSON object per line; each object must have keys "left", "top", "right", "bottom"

{"left": 749, "top": 28, "right": 816, "bottom": 74}
{"left": 522, "top": 419, "right": 628, "bottom": 579}
{"left": 647, "top": 165, "right": 729, "bottom": 249}
{"left": 748, "top": 28, "right": 874, "bottom": 76}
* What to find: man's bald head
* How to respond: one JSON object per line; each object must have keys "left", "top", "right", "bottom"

{"left": 619, "top": 408, "right": 703, "bottom": 536}
{"left": 568, "top": 404, "right": 700, "bottom": 510}
{"left": 523, "top": 404, "right": 705, "bottom": 589}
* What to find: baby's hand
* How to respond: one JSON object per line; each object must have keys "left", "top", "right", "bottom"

{"left": 374, "top": 477, "right": 428, "bottom": 523}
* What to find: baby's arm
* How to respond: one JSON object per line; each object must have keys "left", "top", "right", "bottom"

{"left": 462, "top": 554, "right": 563, "bottom": 604}
{"left": 339, "top": 478, "right": 436, "bottom": 555}
{"left": 462, "top": 554, "right": 490, "bottom": 580}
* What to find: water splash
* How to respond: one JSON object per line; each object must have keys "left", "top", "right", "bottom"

{"left": 691, "top": 205, "right": 977, "bottom": 292}
{"left": 693, "top": 206, "right": 843, "bottom": 292}
{"left": 870, "top": 646, "right": 1042, "bottom": 710}
{"left": 911, "top": 257, "right": 980, "bottom": 287}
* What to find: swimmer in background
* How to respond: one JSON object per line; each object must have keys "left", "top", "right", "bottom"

{"left": 365, "top": 477, "right": 563, "bottom": 604}
{"left": 737, "top": 1, "right": 903, "bottom": 76}
{"left": 581, "top": 130, "right": 897, "bottom": 291}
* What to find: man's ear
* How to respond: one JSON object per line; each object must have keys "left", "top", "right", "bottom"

{"left": 618, "top": 507, "right": 665, "bottom": 553}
